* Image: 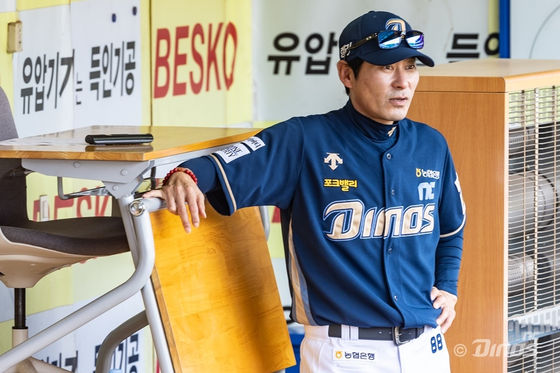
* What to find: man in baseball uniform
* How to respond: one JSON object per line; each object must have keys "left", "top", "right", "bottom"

{"left": 145, "top": 10, "right": 466, "bottom": 373}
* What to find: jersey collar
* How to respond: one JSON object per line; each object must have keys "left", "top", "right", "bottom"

{"left": 344, "top": 100, "right": 399, "bottom": 144}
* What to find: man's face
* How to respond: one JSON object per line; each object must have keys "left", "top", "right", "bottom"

{"left": 345, "top": 58, "right": 419, "bottom": 124}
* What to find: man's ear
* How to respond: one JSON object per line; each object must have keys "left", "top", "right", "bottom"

{"left": 337, "top": 60, "right": 353, "bottom": 90}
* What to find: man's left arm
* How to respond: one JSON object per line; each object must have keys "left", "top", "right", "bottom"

{"left": 432, "top": 232, "right": 463, "bottom": 333}
{"left": 433, "top": 164, "right": 466, "bottom": 333}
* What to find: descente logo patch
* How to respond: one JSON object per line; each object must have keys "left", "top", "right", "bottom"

{"left": 215, "top": 137, "right": 266, "bottom": 163}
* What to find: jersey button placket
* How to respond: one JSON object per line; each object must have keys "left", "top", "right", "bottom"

{"left": 385, "top": 153, "right": 395, "bottom": 198}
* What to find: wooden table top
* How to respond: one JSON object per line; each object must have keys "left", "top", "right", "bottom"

{"left": 0, "top": 125, "right": 260, "bottom": 161}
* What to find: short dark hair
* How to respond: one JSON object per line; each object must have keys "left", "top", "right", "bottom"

{"left": 345, "top": 58, "right": 365, "bottom": 95}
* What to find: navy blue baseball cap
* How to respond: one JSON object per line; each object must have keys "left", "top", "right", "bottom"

{"left": 339, "top": 11, "right": 435, "bottom": 67}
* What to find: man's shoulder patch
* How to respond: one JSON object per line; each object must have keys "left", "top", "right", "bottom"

{"left": 215, "top": 143, "right": 250, "bottom": 164}
{"left": 242, "top": 136, "right": 266, "bottom": 151}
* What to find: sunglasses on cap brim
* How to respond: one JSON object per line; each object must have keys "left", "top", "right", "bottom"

{"left": 345, "top": 30, "right": 425, "bottom": 57}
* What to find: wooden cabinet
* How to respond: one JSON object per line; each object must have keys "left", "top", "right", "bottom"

{"left": 408, "top": 59, "right": 560, "bottom": 373}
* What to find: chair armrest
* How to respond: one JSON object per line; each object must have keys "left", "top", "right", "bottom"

{"left": 1, "top": 166, "right": 33, "bottom": 179}
{"left": 57, "top": 176, "right": 110, "bottom": 200}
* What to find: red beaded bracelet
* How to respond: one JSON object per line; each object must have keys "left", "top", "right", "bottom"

{"left": 162, "top": 167, "right": 198, "bottom": 186}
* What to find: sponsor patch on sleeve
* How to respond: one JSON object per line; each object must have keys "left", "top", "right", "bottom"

{"left": 242, "top": 136, "right": 266, "bottom": 151}
{"left": 215, "top": 143, "right": 250, "bottom": 164}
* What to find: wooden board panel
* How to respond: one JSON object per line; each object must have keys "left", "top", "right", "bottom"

{"left": 150, "top": 203, "right": 295, "bottom": 373}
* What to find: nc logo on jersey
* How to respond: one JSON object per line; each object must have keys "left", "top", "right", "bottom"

{"left": 418, "top": 182, "right": 435, "bottom": 201}
{"left": 324, "top": 152, "right": 343, "bottom": 170}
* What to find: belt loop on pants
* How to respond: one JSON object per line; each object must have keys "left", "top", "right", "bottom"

{"left": 327, "top": 324, "right": 424, "bottom": 346}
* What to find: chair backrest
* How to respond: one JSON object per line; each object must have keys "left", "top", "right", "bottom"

{"left": 0, "top": 87, "right": 18, "bottom": 141}
{"left": 0, "top": 87, "right": 28, "bottom": 224}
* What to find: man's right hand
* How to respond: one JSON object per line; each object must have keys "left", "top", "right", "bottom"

{"left": 143, "top": 171, "right": 207, "bottom": 233}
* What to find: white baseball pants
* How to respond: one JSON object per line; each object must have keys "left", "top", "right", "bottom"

{"left": 299, "top": 325, "right": 451, "bottom": 373}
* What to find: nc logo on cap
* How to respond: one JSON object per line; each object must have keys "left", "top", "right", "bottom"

{"left": 386, "top": 18, "right": 406, "bottom": 31}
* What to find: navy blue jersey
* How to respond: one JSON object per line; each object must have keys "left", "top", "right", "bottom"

{"left": 182, "top": 101, "right": 466, "bottom": 329}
